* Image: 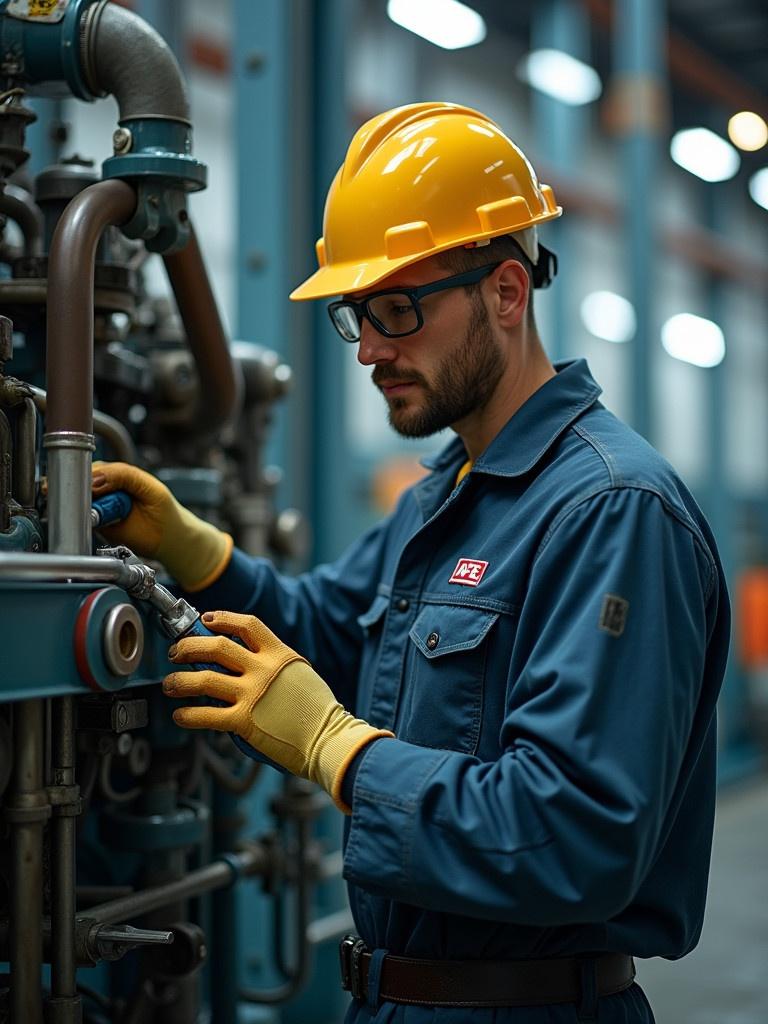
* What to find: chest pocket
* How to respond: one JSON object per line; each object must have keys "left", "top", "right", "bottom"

{"left": 402, "top": 603, "right": 499, "bottom": 755}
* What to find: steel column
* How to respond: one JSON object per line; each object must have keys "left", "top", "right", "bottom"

{"left": 611, "top": 0, "right": 667, "bottom": 442}
{"left": 531, "top": 0, "right": 588, "bottom": 363}
{"left": 309, "top": 0, "right": 353, "bottom": 564}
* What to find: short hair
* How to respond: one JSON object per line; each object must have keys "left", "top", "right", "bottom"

{"left": 435, "top": 235, "right": 536, "bottom": 326}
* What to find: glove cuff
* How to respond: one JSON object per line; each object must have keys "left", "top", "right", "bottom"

{"left": 311, "top": 708, "right": 394, "bottom": 813}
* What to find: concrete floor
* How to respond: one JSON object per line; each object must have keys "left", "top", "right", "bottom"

{"left": 637, "top": 776, "right": 768, "bottom": 1023}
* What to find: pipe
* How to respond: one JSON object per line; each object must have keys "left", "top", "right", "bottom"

{"left": 0, "top": 184, "right": 44, "bottom": 257}
{"left": 163, "top": 223, "right": 243, "bottom": 438}
{"left": 44, "top": 178, "right": 135, "bottom": 555}
{"left": 8, "top": 700, "right": 49, "bottom": 1024}
{"left": 45, "top": 179, "right": 136, "bottom": 437}
{"left": 0, "top": 409, "right": 10, "bottom": 531}
{"left": 81, "top": 0, "right": 189, "bottom": 122}
{"left": 86, "top": 845, "right": 269, "bottom": 925}
{"left": 29, "top": 385, "right": 138, "bottom": 465}
{"left": 14, "top": 397, "right": 35, "bottom": 509}
{"left": 49, "top": 696, "right": 80, "bottom": 1013}
{"left": 0, "top": 552, "right": 128, "bottom": 583}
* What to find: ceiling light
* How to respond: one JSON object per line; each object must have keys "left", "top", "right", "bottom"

{"left": 580, "top": 291, "right": 636, "bottom": 343}
{"left": 670, "top": 128, "right": 740, "bottom": 183}
{"left": 748, "top": 167, "right": 768, "bottom": 210}
{"left": 516, "top": 49, "right": 602, "bottom": 106}
{"left": 661, "top": 313, "right": 725, "bottom": 368}
{"left": 727, "top": 111, "right": 768, "bottom": 152}
{"left": 386, "top": 0, "right": 486, "bottom": 50}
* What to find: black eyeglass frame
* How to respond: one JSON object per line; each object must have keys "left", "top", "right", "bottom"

{"left": 327, "top": 262, "right": 502, "bottom": 343}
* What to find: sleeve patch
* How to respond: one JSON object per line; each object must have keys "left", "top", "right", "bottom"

{"left": 599, "top": 594, "right": 629, "bottom": 637}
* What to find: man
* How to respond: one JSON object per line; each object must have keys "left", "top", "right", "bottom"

{"left": 93, "top": 103, "right": 730, "bottom": 1022}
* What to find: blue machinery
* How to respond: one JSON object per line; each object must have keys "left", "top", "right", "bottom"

{"left": 0, "top": 2, "right": 343, "bottom": 1022}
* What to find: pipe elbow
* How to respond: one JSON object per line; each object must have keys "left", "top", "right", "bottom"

{"left": 82, "top": 1, "right": 189, "bottom": 123}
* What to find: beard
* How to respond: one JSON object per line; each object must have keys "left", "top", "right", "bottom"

{"left": 373, "top": 299, "right": 506, "bottom": 438}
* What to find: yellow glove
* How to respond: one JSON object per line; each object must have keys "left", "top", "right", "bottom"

{"left": 92, "top": 462, "right": 232, "bottom": 592}
{"left": 163, "top": 611, "right": 393, "bottom": 812}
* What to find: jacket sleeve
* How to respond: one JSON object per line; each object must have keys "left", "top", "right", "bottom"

{"left": 343, "top": 487, "right": 725, "bottom": 925}
{"left": 187, "top": 517, "right": 392, "bottom": 709}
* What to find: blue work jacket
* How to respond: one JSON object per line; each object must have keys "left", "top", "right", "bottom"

{"left": 196, "top": 360, "right": 730, "bottom": 1022}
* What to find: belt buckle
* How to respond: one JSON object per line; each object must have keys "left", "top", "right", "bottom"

{"left": 339, "top": 934, "right": 366, "bottom": 1000}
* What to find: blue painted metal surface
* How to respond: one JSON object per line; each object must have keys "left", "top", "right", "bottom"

{"left": 0, "top": 581, "right": 171, "bottom": 697}
{"left": 531, "top": 0, "right": 587, "bottom": 364}
{"left": 613, "top": 0, "right": 665, "bottom": 443}
{"left": 309, "top": 0, "right": 353, "bottom": 566}
{"left": 0, "top": 0, "right": 95, "bottom": 100}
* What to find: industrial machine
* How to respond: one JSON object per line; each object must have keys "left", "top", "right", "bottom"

{"left": 0, "top": 3, "right": 344, "bottom": 1021}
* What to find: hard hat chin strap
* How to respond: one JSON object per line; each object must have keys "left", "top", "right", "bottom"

{"left": 532, "top": 245, "right": 558, "bottom": 289}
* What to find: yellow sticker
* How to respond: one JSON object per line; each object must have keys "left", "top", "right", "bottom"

{"left": 7, "top": 0, "right": 68, "bottom": 23}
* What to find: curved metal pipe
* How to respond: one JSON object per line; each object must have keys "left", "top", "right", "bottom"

{"left": 29, "top": 385, "right": 138, "bottom": 464}
{"left": 81, "top": 0, "right": 189, "bottom": 122}
{"left": 45, "top": 179, "right": 136, "bottom": 555}
{"left": 0, "top": 184, "right": 44, "bottom": 257}
{"left": 46, "top": 179, "right": 137, "bottom": 435}
{"left": 163, "top": 223, "right": 243, "bottom": 438}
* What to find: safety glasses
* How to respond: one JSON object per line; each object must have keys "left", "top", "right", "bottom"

{"left": 327, "top": 263, "right": 501, "bottom": 343}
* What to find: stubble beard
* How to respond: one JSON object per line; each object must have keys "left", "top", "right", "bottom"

{"left": 380, "top": 300, "right": 506, "bottom": 439}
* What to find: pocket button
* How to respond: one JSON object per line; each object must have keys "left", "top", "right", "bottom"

{"left": 426, "top": 631, "right": 440, "bottom": 650}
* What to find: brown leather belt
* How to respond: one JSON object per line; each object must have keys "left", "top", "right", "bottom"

{"left": 339, "top": 936, "right": 636, "bottom": 1008}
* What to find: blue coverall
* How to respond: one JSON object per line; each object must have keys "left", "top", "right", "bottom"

{"left": 195, "top": 360, "right": 730, "bottom": 1022}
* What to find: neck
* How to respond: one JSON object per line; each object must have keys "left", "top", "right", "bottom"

{"left": 456, "top": 335, "right": 555, "bottom": 461}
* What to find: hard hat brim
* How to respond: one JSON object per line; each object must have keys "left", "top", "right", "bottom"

{"left": 289, "top": 210, "right": 562, "bottom": 302}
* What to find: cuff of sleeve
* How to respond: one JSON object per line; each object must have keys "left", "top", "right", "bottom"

{"left": 342, "top": 738, "right": 449, "bottom": 898}
{"left": 184, "top": 533, "right": 234, "bottom": 592}
{"left": 340, "top": 743, "right": 372, "bottom": 809}
{"left": 182, "top": 546, "right": 263, "bottom": 610}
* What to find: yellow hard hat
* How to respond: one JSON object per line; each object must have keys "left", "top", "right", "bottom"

{"left": 290, "top": 101, "right": 562, "bottom": 301}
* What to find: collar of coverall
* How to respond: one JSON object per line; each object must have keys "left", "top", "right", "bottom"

{"left": 420, "top": 358, "right": 603, "bottom": 480}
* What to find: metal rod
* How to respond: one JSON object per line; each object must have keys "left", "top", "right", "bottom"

{"left": 85, "top": 845, "right": 268, "bottom": 925}
{"left": 0, "top": 551, "right": 128, "bottom": 582}
{"left": 50, "top": 696, "right": 79, "bottom": 1007}
{"left": 162, "top": 222, "right": 242, "bottom": 439}
{"left": 8, "top": 700, "right": 48, "bottom": 1024}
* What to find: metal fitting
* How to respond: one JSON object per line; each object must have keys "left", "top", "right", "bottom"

{"left": 102, "top": 602, "right": 144, "bottom": 676}
{"left": 112, "top": 126, "right": 132, "bottom": 154}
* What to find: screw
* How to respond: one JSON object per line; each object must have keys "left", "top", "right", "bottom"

{"left": 112, "top": 127, "right": 132, "bottom": 154}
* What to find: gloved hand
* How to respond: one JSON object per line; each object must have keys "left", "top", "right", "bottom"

{"left": 163, "top": 611, "right": 393, "bottom": 812}
{"left": 91, "top": 462, "right": 233, "bottom": 592}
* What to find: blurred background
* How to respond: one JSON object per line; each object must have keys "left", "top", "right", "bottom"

{"left": 6, "top": 0, "right": 767, "bottom": 1020}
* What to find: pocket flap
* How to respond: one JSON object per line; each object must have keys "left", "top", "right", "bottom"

{"left": 409, "top": 604, "right": 499, "bottom": 659}
{"left": 356, "top": 593, "right": 389, "bottom": 633}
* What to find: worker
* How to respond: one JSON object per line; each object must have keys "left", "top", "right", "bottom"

{"left": 92, "top": 102, "right": 730, "bottom": 1023}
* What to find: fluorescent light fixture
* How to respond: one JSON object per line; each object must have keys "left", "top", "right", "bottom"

{"left": 669, "top": 128, "right": 740, "bottom": 183}
{"left": 661, "top": 313, "right": 725, "bottom": 368}
{"left": 727, "top": 111, "right": 768, "bottom": 152}
{"left": 580, "top": 291, "right": 636, "bottom": 343}
{"left": 517, "top": 49, "right": 602, "bottom": 106}
{"left": 748, "top": 167, "right": 768, "bottom": 210}
{"left": 386, "top": 0, "right": 486, "bottom": 50}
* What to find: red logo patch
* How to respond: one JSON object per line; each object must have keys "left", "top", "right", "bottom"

{"left": 449, "top": 558, "right": 489, "bottom": 587}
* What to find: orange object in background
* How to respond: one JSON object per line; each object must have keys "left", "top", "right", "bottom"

{"left": 737, "top": 568, "right": 768, "bottom": 668}
{"left": 371, "top": 456, "right": 428, "bottom": 515}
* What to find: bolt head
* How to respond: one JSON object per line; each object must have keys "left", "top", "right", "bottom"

{"left": 112, "top": 128, "right": 132, "bottom": 154}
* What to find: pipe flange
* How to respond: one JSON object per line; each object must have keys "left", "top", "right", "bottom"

{"left": 74, "top": 587, "right": 145, "bottom": 692}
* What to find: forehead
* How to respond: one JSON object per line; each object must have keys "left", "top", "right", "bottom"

{"left": 347, "top": 254, "right": 447, "bottom": 300}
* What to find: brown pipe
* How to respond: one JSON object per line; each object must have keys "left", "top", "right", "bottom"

{"left": 45, "top": 180, "right": 137, "bottom": 434}
{"left": 162, "top": 222, "right": 243, "bottom": 438}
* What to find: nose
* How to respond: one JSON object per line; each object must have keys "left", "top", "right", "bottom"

{"left": 356, "top": 317, "right": 399, "bottom": 367}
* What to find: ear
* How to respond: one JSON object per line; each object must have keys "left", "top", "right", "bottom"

{"left": 491, "top": 259, "right": 529, "bottom": 328}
